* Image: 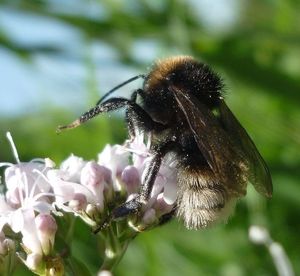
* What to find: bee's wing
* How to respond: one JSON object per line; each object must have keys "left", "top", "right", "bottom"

{"left": 172, "top": 86, "right": 248, "bottom": 196}
{"left": 219, "top": 101, "right": 272, "bottom": 197}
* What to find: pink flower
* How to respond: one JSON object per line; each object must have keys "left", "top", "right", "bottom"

{"left": 98, "top": 144, "right": 130, "bottom": 191}
{"left": 0, "top": 161, "right": 55, "bottom": 234}
{"left": 121, "top": 166, "right": 140, "bottom": 194}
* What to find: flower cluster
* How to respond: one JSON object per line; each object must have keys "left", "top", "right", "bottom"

{"left": 0, "top": 132, "right": 178, "bottom": 275}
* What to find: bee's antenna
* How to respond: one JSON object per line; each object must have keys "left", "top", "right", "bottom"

{"left": 96, "top": 74, "right": 145, "bottom": 105}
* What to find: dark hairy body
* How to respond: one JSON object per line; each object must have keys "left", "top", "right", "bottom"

{"left": 59, "top": 56, "right": 272, "bottom": 230}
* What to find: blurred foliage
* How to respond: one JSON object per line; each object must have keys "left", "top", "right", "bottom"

{"left": 0, "top": 0, "right": 300, "bottom": 275}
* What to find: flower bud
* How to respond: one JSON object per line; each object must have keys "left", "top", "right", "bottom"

{"left": 68, "top": 193, "right": 87, "bottom": 211}
{"left": 81, "top": 162, "right": 104, "bottom": 187}
{"left": 35, "top": 214, "right": 57, "bottom": 255}
{"left": 142, "top": 208, "right": 157, "bottom": 225}
{"left": 0, "top": 234, "right": 15, "bottom": 256}
{"left": 153, "top": 193, "right": 173, "bottom": 216}
{"left": 133, "top": 208, "right": 158, "bottom": 232}
{"left": 130, "top": 134, "right": 149, "bottom": 170}
{"left": 45, "top": 158, "right": 56, "bottom": 168}
{"left": 102, "top": 167, "right": 113, "bottom": 202}
{"left": 4, "top": 238, "right": 15, "bottom": 252}
{"left": 98, "top": 144, "right": 130, "bottom": 191}
{"left": 81, "top": 162, "right": 109, "bottom": 209}
{"left": 121, "top": 166, "right": 140, "bottom": 194}
{"left": 86, "top": 203, "right": 99, "bottom": 220}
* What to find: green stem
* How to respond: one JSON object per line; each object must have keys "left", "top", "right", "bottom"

{"left": 100, "top": 240, "right": 130, "bottom": 271}
{"left": 99, "top": 224, "right": 133, "bottom": 271}
{"left": 65, "top": 216, "right": 76, "bottom": 244}
{"left": 4, "top": 246, "right": 16, "bottom": 276}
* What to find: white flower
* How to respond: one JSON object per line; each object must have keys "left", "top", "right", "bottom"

{"left": 98, "top": 144, "right": 130, "bottom": 191}
{"left": 120, "top": 133, "right": 178, "bottom": 230}
{"left": 47, "top": 158, "right": 114, "bottom": 227}
{"left": 60, "top": 154, "right": 86, "bottom": 182}
{"left": 129, "top": 133, "right": 150, "bottom": 170}
{"left": 20, "top": 208, "right": 44, "bottom": 255}
{"left": 0, "top": 132, "right": 56, "bottom": 258}
{"left": 0, "top": 161, "right": 55, "bottom": 234}
{"left": 81, "top": 161, "right": 112, "bottom": 210}
{"left": 127, "top": 133, "right": 178, "bottom": 205}
{"left": 4, "top": 162, "right": 53, "bottom": 209}
{"left": 0, "top": 130, "right": 180, "bottom": 274}
{"left": 47, "top": 169, "right": 95, "bottom": 208}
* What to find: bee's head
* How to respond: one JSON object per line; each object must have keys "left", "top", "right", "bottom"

{"left": 141, "top": 56, "right": 224, "bottom": 124}
{"left": 144, "top": 56, "right": 224, "bottom": 110}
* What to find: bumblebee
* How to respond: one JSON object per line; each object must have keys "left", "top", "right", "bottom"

{"left": 59, "top": 56, "right": 272, "bottom": 229}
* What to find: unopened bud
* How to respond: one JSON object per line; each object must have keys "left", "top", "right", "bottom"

{"left": 86, "top": 203, "right": 100, "bottom": 220}
{"left": 121, "top": 166, "right": 140, "bottom": 194}
{"left": 68, "top": 193, "right": 87, "bottom": 211}
{"left": 142, "top": 208, "right": 157, "bottom": 225}
{"left": 0, "top": 236, "right": 15, "bottom": 255}
{"left": 81, "top": 162, "right": 105, "bottom": 188}
{"left": 153, "top": 193, "right": 173, "bottom": 216}
{"left": 81, "top": 162, "right": 110, "bottom": 209}
{"left": 45, "top": 158, "right": 56, "bottom": 168}
{"left": 35, "top": 214, "right": 57, "bottom": 255}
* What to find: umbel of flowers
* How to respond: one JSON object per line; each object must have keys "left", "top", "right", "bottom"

{"left": 0, "top": 132, "right": 177, "bottom": 275}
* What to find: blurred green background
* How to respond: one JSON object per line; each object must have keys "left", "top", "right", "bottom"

{"left": 0, "top": 0, "right": 299, "bottom": 275}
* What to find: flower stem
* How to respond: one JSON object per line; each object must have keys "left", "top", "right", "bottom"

{"left": 99, "top": 224, "right": 133, "bottom": 272}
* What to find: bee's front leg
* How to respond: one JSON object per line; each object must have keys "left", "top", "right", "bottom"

{"left": 94, "top": 141, "right": 178, "bottom": 233}
{"left": 111, "top": 152, "right": 164, "bottom": 220}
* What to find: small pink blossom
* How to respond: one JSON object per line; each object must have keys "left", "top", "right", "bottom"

{"left": 0, "top": 131, "right": 179, "bottom": 275}
{"left": 35, "top": 213, "right": 57, "bottom": 255}
{"left": 80, "top": 161, "right": 111, "bottom": 209}
{"left": 121, "top": 166, "right": 140, "bottom": 194}
{"left": 98, "top": 144, "right": 130, "bottom": 191}
{"left": 60, "top": 154, "right": 86, "bottom": 182}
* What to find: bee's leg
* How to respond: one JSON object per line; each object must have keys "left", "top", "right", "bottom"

{"left": 58, "top": 97, "right": 165, "bottom": 136}
{"left": 111, "top": 141, "right": 178, "bottom": 219}
{"left": 126, "top": 89, "right": 165, "bottom": 140}
{"left": 108, "top": 153, "right": 163, "bottom": 221}
{"left": 125, "top": 90, "right": 140, "bottom": 140}
{"left": 94, "top": 140, "right": 178, "bottom": 233}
